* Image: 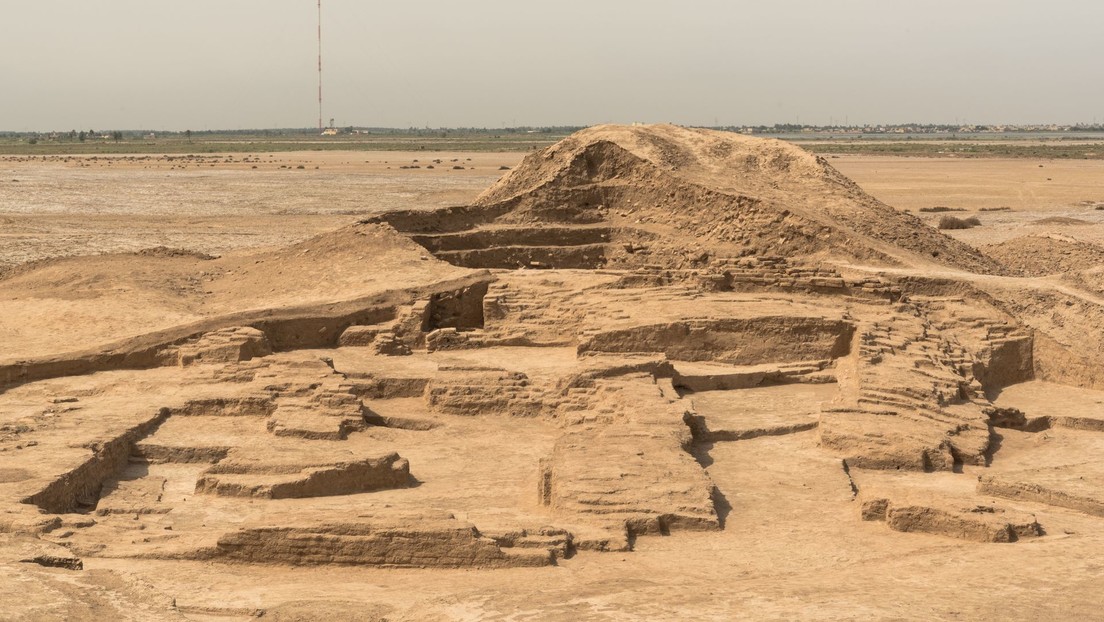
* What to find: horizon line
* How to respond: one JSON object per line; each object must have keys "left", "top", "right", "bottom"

{"left": 5, "top": 122, "right": 1104, "bottom": 135}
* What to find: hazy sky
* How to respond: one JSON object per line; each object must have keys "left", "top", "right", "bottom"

{"left": 3, "top": 0, "right": 1103, "bottom": 131}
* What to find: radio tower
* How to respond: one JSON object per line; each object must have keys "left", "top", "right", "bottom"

{"left": 317, "top": 0, "right": 323, "bottom": 133}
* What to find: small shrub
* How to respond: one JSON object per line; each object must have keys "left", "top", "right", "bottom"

{"left": 920, "top": 206, "right": 966, "bottom": 213}
{"left": 938, "top": 215, "right": 982, "bottom": 230}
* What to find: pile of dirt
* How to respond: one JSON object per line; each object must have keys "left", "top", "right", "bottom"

{"left": 1032, "top": 216, "right": 1091, "bottom": 226}
{"left": 0, "top": 222, "right": 477, "bottom": 362}
{"left": 460, "top": 124, "right": 1003, "bottom": 272}
{"left": 135, "top": 246, "right": 217, "bottom": 260}
{"left": 983, "top": 235, "right": 1104, "bottom": 276}
{"left": 8, "top": 127, "right": 1104, "bottom": 619}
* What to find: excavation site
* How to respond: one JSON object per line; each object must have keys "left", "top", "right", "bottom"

{"left": 4, "top": 124, "right": 1104, "bottom": 620}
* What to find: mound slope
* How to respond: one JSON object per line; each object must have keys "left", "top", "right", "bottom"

{"left": 984, "top": 235, "right": 1104, "bottom": 276}
{"left": 7, "top": 125, "right": 1104, "bottom": 620}
{"left": 378, "top": 124, "right": 1002, "bottom": 273}
{"left": 0, "top": 223, "right": 479, "bottom": 363}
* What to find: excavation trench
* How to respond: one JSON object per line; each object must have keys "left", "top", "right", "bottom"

{"left": 409, "top": 226, "right": 621, "bottom": 269}
{"left": 0, "top": 275, "right": 492, "bottom": 392}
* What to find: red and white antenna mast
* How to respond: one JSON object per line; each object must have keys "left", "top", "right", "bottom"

{"left": 317, "top": 0, "right": 323, "bottom": 133}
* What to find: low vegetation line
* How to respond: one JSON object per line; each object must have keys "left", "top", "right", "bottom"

{"left": 3, "top": 131, "right": 1104, "bottom": 158}
{"left": 803, "top": 142, "right": 1104, "bottom": 159}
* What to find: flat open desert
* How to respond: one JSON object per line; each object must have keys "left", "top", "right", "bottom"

{"left": 4, "top": 125, "right": 1104, "bottom": 621}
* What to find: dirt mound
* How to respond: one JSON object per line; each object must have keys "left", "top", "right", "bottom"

{"left": 2, "top": 247, "right": 215, "bottom": 283}
{"left": 0, "top": 222, "right": 479, "bottom": 363}
{"left": 1032, "top": 216, "right": 1091, "bottom": 226}
{"left": 135, "top": 246, "right": 217, "bottom": 260}
{"left": 984, "top": 235, "right": 1104, "bottom": 276}
{"left": 9, "top": 137, "right": 1104, "bottom": 618}
{"left": 456, "top": 124, "right": 1001, "bottom": 272}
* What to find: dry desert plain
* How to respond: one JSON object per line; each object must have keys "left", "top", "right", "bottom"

{"left": 4, "top": 149, "right": 1104, "bottom": 268}
{"left": 3, "top": 126, "right": 1104, "bottom": 621}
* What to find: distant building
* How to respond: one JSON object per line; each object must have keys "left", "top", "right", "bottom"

{"left": 321, "top": 128, "right": 338, "bottom": 136}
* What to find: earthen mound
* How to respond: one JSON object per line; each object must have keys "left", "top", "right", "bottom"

{"left": 983, "top": 235, "right": 1104, "bottom": 276}
{"left": 0, "top": 222, "right": 481, "bottom": 367}
{"left": 1032, "top": 216, "right": 1091, "bottom": 226}
{"left": 135, "top": 246, "right": 218, "bottom": 260}
{"left": 10, "top": 125, "right": 1104, "bottom": 620}
{"left": 374, "top": 124, "right": 1002, "bottom": 273}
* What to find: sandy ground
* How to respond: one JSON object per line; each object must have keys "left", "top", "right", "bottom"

{"left": 87, "top": 427, "right": 1104, "bottom": 621}
{"left": 830, "top": 155, "right": 1104, "bottom": 212}
{"left": 0, "top": 151, "right": 517, "bottom": 268}
{"left": 4, "top": 128, "right": 1104, "bottom": 620}
{"left": 832, "top": 155, "right": 1104, "bottom": 246}
{"left": 5, "top": 152, "right": 1104, "bottom": 271}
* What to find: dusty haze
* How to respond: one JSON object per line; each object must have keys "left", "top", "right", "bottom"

{"left": 2, "top": 0, "right": 1104, "bottom": 131}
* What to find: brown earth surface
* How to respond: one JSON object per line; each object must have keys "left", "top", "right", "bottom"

{"left": 3, "top": 125, "right": 1104, "bottom": 620}
{"left": 0, "top": 151, "right": 509, "bottom": 270}
{"left": 830, "top": 155, "right": 1104, "bottom": 247}
{"left": 6, "top": 146, "right": 1104, "bottom": 268}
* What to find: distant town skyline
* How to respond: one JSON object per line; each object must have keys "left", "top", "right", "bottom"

{"left": 2, "top": 0, "right": 1103, "bottom": 132}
